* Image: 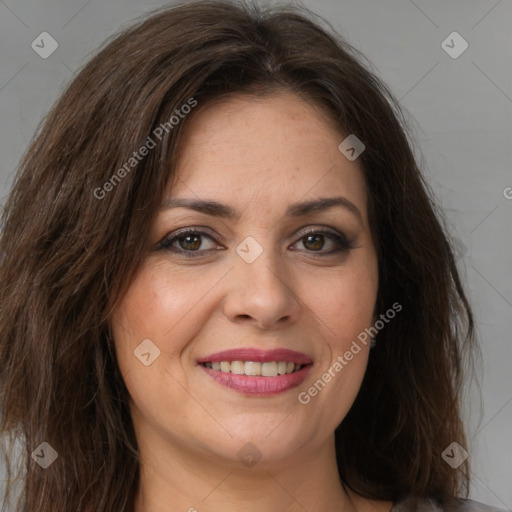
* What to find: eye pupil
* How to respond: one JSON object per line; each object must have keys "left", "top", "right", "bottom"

{"left": 304, "top": 234, "right": 324, "bottom": 251}
{"left": 180, "top": 234, "right": 201, "bottom": 250}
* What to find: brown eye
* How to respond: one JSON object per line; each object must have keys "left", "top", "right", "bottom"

{"left": 158, "top": 227, "right": 354, "bottom": 259}
{"left": 293, "top": 229, "right": 353, "bottom": 255}
{"left": 302, "top": 234, "right": 325, "bottom": 251}
{"left": 177, "top": 234, "right": 202, "bottom": 251}
{"left": 159, "top": 229, "right": 222, "bottom": 258}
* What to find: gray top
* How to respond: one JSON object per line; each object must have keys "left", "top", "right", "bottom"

{"left": 391, "top": 496, "right": 511, "bottom": 512}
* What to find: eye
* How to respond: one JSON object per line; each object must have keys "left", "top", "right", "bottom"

{"left": 291, "top": 228, "right": 354, "bottom": 255}
{"left": 158, "top": 228, "right": 222, "bottom": 258}
{"left": 157, "top": 226, "right": 355, "bottom": 258}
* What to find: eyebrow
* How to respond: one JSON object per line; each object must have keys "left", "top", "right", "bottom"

{"left": 160, "top": 196, "right": 362, "bottom": 223}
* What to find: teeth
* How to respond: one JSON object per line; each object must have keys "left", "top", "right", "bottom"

{"left": 277, "top": 361, "right": 287, "bottom": 375}
{"left": 244, "top": 362, "right": 261, "bottom": 376}
{"left": 231, "top": 361, "right": 245, "bottom": 374}
{"left": 262, "top": 361, "right": 278, "bottom": 377}
{"left": 204, "top": 361, "right": 302, "bottom": 376}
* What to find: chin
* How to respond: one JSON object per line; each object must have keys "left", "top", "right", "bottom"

{"left": 195, "top": 419, "right": 315, "bottom": 467}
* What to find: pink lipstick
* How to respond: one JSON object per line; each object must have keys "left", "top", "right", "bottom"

{"left": 197, "top": 348, "right": 313, "bottom": 396}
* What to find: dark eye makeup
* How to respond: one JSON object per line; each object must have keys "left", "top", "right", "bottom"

{"left": 156, "top": 226, "right": 357, "bottom": 259}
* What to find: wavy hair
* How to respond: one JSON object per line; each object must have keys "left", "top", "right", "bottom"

{"left": 0, "top": 1, "right": 479, "bottom": 510}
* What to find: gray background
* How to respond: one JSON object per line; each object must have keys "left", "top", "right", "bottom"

{"left": 0, "top": 0, "right": 511, "bottom": 509}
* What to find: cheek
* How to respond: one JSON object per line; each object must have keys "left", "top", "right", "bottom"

{"left": 298, "top": 256, "right": 377, "bottom": 411}
{"left": 111, "top": 260, "right": 218, "bottom": 353}
{"left": 297, "top": 266, "right": 376, "bottom": 429}
{"left": 109, "top": 263, "right": 203, "bottom": 432}
{"left": 302, "top": 259, "right": 378, "bottom": 343}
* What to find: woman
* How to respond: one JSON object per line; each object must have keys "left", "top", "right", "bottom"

{"left": 0, "top": 1, "right": 507, "bottom": 511}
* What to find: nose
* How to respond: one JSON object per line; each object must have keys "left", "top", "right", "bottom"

{"left": 222, "top": 244, "right": 302, "bottom": 330}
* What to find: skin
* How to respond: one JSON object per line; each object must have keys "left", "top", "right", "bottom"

{"left": 111, "top": 91, "right": 391, "bottom": 512}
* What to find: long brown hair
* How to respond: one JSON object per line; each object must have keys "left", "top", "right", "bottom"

{"left": 0, "top": 1, "right": 479, "bottom": 510}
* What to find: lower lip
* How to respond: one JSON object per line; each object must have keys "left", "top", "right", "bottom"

{"left": 199, "top": 364, "right": 312, "bottom": 396}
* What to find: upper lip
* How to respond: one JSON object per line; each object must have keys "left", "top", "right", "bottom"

{"left": 197, "top": 348, "right": 313, "bottom": 365}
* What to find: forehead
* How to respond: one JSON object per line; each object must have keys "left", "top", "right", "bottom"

{"left": 167, "top": 92, "right": 368, "bottom": 221}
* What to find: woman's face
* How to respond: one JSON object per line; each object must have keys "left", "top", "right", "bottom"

{"left": 111, "top": 92, "right": 378, "bottom": 467}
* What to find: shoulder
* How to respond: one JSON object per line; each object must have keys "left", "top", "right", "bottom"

{"left": 391, "top": 496, "right": 511, "bottom": 512}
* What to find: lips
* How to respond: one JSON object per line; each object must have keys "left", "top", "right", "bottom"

{"left": 197, "top": 348, "right": 313, "bottom": 365}
{"left": 197, "top": 348, "right": 313, "bottom": 396}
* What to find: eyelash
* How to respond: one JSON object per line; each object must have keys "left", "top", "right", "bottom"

{"left": 158, "top": 227, "right": 355, "bottom": 259}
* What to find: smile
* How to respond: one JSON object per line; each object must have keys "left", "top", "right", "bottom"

{"left": 201, "top": 360, "right": 303, "bottom": 376}
{"left": 197, "top": 348, "right": 313, "bottom": 396}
